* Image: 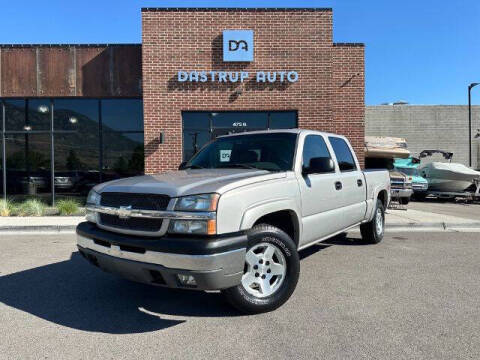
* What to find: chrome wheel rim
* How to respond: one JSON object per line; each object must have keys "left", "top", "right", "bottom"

{"left": 241, "top": 242, "right": 287, "bottom": 298}
{"left": 375, "top": 208, "right": 383, "bottom": 235}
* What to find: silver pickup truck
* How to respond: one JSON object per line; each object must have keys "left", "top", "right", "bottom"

{"left": 77, "top": 129, "right": 390, "bottom": 313}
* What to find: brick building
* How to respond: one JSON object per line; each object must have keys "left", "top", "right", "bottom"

{"left": 0, "top": 7, "right": 364, "bottom": 203}
{"left": 142, "top": 8, "right": 365, "bottom": 173}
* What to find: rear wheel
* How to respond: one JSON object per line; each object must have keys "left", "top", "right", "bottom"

{"left": 360, "top": 199, "right": 385, "bottom": 244}
{"left": 222, "top": 224, "right": 299, "bottom": 314}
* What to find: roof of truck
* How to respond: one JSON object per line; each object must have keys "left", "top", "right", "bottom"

{"left": 219, "top": 129, "right": 344, "bottom": 138}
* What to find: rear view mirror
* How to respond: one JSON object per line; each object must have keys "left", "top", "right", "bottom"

{"left": 303, "top": 157, "right": 335, "bottom": 175}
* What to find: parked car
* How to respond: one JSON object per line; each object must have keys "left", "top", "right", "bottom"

{"left": 365, "top": 157, "right": 413, "bottom": 205}
{"left": 54, "top": 171, "right": 82, "bottom": 191}
{"left": 77, "top": 130, "right": 390, "bottom": 314}
{"left": 394, "top": 158, "right": 428, "bottom": 200}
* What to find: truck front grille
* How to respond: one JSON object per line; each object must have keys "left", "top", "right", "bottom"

{"left": 100, "top": 192, "right": 170, "bottom": 211}
{"left": 99, "top": 213, "right": 164, "bottom": 232}
{"left": 391, "top": 181, "right": 405, "bottom": 189}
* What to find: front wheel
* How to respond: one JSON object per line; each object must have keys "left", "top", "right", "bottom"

{"left": 222, "top": 224, "right": 300, "bottom": 314}
{"left": 360, "top": 199, "right": 385, "bottom": 244}
{"left": 399, "top": 197, "right": 410, "bottom": 205}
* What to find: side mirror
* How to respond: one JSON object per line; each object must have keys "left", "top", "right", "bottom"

{"left": 178, "top": 161, "right": 187, "bottom": 170}
{"left": 302, "top": 157, "right": 335, "bottom": 175}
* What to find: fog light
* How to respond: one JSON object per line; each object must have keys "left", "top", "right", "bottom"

{"left": 177, "top": 274, "right": 197, "bottom": 287}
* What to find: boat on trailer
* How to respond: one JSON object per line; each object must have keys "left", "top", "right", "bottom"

{"left": 418, "top": 150, "right": 480, "bottom": 194}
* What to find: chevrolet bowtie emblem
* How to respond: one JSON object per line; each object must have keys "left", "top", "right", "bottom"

{"left": 118, "top": 205, "right": 132, "bottom": 219}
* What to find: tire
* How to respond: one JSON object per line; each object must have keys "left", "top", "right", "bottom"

{"left": 360, "top": 199, "right": 385, "bottom": 244}
{"left": 399, "top": 197, "right": 410, "bottom": 205}
{"left": 222, "top": 224, "right": 300, "bottom": 314}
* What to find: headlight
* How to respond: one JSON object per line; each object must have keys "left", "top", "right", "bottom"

{"left": 86, "top": 189, "right": 101, "bottom": 205}
{"left": 174, "top": 193, "right": 219, "bottom": 212}
{"left": 85, "top": 190, "right": 101, "bottom": 223}
{"left": 169, "top": 219, "right": 216, "bottom": 235}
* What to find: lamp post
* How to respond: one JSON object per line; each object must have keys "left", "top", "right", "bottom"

{"left": 468, "top": 83, "right": 479, "bottom": 167}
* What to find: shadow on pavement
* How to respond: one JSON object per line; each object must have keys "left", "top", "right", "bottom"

{"left": 0, "top": 252, "right": 240, "bottom": 334}
{"left": 299, "top": 244, "right": 331, "bottom": 260}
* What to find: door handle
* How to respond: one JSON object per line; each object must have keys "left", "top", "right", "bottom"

{"left": 357, "top": 179, "right": 363, "bottom": 187}
{"left": 335, "top": 181, "right": 342, "bottom": 190}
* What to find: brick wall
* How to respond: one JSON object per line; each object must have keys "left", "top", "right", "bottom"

{"left": 142, "top": 8, "right": 364, "bottom": 173}
{"left": 333, "top": 44, "right": 365, "bottom": 168}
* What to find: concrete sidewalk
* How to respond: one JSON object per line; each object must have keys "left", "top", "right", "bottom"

{"left": 1, "top": 207, "right": 480, "bottom": 233}
{"left": 385, "top": 208, "right": 480, "bottom": 231}
{"left": 0, "top": 216, "right": 84, "bottom": 233}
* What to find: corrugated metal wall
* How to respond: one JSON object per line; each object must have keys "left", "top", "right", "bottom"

{"left": 0, "top": 45, "right": 142, "bottom": 97}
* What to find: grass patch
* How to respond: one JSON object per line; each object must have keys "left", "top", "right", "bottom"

{"left": 16, "top": 199, "right": 47, "bottom": 217}
{"left": 0, "top": 199, "right": 16, "bottom": 217}
{"left": 56, "top": 198, "right": 80, "bottom": 216}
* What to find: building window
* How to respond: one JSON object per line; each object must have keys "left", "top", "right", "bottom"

{"left": 5, "top": 133, "right": 52, "bottom": 200}
{"left": 182, "top": 111, "right": 297, "bottom": 161}
{"left": 53, "top": 99, "right": 100, "bottom": 200}
{"left": 0, "top": 98, "right": 143, "bottom": 204}
{"left": 101, "top": 99, "right": 144, "bottom": 181}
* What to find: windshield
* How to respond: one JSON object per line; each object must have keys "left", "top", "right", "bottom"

{"left": 185, "top": 133, "right": 298, "bottom": 171}
{"left": 395, "top": 167, "right": 419, "bottom": 176}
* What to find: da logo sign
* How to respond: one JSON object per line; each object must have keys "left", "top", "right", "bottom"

{"left": 223, "top": 30, "right": 254, "bottom": 62}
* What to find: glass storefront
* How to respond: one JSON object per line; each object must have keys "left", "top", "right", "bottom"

{"left": 182, "top": 111, "right": 297, "bottom": 161}
{"left": 0, "top": 98, "right": 143, "bottom": 204}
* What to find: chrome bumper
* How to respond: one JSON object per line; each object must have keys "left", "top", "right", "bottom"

{"left": 390, "top": 188, "right": 413, "bottom": 198}
{"left": 77, "top": 234, "right": 245, "bottom": 274}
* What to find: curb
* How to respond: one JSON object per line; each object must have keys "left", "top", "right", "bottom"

{"left": 0, "top": 225, "right": 77, "bottom": 233}
{"left": 387, "top": 222, "right": 480, "bottom": 231}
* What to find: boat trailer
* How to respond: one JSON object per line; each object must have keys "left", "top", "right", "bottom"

{"left": 424, "top": 179, "right": 480, "bottom": 202}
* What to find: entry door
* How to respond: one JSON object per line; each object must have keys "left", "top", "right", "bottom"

{"left": 182, "top": 111, "right": 298, "bottom": 162}
{"left": 297, "top": 135, "right": 345, "bottom": 246}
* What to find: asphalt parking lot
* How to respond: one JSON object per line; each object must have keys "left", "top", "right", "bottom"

{"left": 1, "top": 232, "right": 479, "bottom": 359}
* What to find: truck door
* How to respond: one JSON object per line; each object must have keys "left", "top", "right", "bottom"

{"left": 327, "top": 136, "right": 367, "bottom": 227}
{"left": 297, "top": 134, "right": 345, "bottom": 246}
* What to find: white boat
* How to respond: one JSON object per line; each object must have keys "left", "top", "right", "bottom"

{"left": 419, "top": 162, "right": 480, "bottom": 192}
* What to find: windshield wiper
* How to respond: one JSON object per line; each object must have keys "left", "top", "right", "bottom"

{"left": 218, "top": 164, "right": 264, "bottom": 170}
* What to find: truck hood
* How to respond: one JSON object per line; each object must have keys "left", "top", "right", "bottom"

{"left": 411, "top": 175, "right": 428, "bottom": 184}
{"left": 94, "top": 169, "right": 287, "bottom": 197}
{"left": 389, "top": 170, "right": 407, "bottom": 181}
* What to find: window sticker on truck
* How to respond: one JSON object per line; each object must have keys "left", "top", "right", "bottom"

{"left": 220, "top": 149, "right": 232, "bottom": 162}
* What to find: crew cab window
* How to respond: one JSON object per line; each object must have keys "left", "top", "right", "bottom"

{"left": 328, "top": 137, "right": 357, "bottom": 172}
{"left": 302, "top": 135, "right": 333, "bottom": 171}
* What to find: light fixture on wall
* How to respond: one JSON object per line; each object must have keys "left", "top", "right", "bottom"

{"left": 23, "top": 125, "right": 32, "bottom": 131}
{"left": 69, "top": 117, "right": 78, "bottom": 124}
{"left": 37, "top": 105, "right": 49, "bottom": 114}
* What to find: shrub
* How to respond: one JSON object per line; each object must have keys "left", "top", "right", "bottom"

{"left": 17, "top": 199, "right": 47, "bottom": 217}
{"left": 0, "top": 199, "right": 15, "bottom": 217}
{"left": 56, "top": 198, "right": 80, "bottom": 216}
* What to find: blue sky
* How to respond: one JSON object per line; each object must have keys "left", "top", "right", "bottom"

{"left": 1, "top": 0, "right": 479, "bottom": 105}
